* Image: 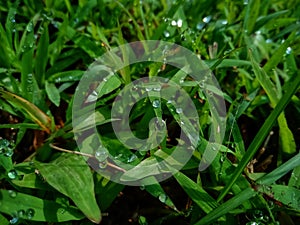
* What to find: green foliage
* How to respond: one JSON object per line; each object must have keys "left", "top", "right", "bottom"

{"left": 0, "top": 0, "right": 299, "bottom": 224}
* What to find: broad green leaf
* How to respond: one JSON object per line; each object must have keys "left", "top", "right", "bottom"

{"left": 45, "top": 81, "right": 61, "bottom": 107}
{"left": 0, "top": 214, "right": 9, "bottom": 225}
{"left": 289, "top": 166, "right": 300, "bottom": 189}
{"left": 0, "top": 189, "right": 84, "bottom": 222}
{"left": 174, "top": 172, "right": 219, "bottom": 214}
{"left": 35, "top": 153, "right": 101, "bottom": 223}
{"left": 0, "top": 89, "right": 52, "bottom": 133}
{"left": 94, "top": 176, "right": 124, "bottom": 211}
{"left": 257, "top": 185, "right": 300, "bottom": 210}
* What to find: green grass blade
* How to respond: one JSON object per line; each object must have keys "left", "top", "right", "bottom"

{"left": 217, "top": 73, "right": 300, "bottom": 202}
{"left": 174, "top": 172, "right": 218, "bottom": 214}
{"left": 250, "top": 51, "right": 296, "bottom": 155}
{"left": 258, "top": 153, "right": 300, "bottom": 185}
{"left": 243, "top": 0, "right": 261, "bottom": 34}
{"left": 35, "top": 23, "right": 49, "bottom": 87}
{"left": 263, "top": 31, "right": 296, "bottom": 73}
{"left": 195, "top": 188, "right": 257, "bottom": 225}
{"left": 0, "top": 89, "right": 52, "bottom": 133}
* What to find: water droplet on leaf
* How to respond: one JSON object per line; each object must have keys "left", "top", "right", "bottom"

{"left": 8, "top": 190, "right": 17, "bottom": 198}
{"left": 9, "top": 215, "right": 19, "bottom": 224}
{"left": 26, "top": 208, "right": 35, "bottom": 219}
{"left": 152, "top": 99, "right": 160, "bottom": 108}
{"left": 8, "top": 170, "right": 17, "bottom": 179}
{"left": 18, "top": 210, "right": 25, "bottom": 218}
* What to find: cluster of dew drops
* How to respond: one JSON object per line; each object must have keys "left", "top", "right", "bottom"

{"left": 0, "top": 139, "right": 36, "bottom": 223}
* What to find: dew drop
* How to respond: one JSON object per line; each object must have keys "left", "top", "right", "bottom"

{"left": 199, "top": 80, "right": 205, "bottom": 88}
{"left": 103, "top": 77, "right": 108, "bottom": 82}
{"left": 179, "top": 79, "right": 184, "bottom": 84}
{"left": 99, "top": 160, "right": 108, "bottom": 169}
{"left": 158, "top": 193, "right": 167, "bottom": 203}
{"left": 127, "top": 154, "right": 137, "bottom": 163}
{"left": 180, "top": 121, "right": 185, "bottom": 125}
{"left": 167, "top": 100, "right": 173, "bottom": 104}
{"left": 9, "top": 215, "right": 19, "bottom": 224}
{"left": 18, "top": 210, "right": 25, "bottom": 218}
{"left": 8, "top": 170, "right": 18, "bottom": 180}
{"left": 152, "top": 99, "right": 161, "bottom": 108}
{"left": 171, "top": 20, "right": 177, "bottom": 26}
{"left": 202, "top": 16, "right": 212, "bottom": 23}
{"left": 163, "top": 31, "right": 170, "bottom": 38}
{"left": 8, "top": 190, "right": 17, "bottom": 198}
{"left": 145, "top": 87, "right": 152, "bottom": 92}
{"left": 95, "top": 149, "right": 108, "bottom": 162}
{"left": 140, "top": 185, "right": 145, "bottom": 190}
{"left": 60, "top": 208, "right": 65, "bottom": 214}
{"left": 286, "top": 47, "right": 292, "bottom": 54}
{"left": 196, "top": 22, "right": 205, "bottom": 30}
{"left": 265, "top": 39, "right": 272, "bottom": 43}
{"left": 153, "top": 86, "right": 161, "bottom": 92}
{"left": 26, "top": 208, "right": 35, "bottom": 219}
{"left": 177, "top": 19, "right": 183, "bottom": 28}
{"left": 176, "top": 108, "right": 183, "bottom": 114}
{"left": 26, "top": 22, "right": 33, "bottom": 32}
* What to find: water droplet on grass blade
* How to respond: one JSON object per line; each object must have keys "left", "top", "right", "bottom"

{"left": 152, "top": 99, "right": 160, "bottom": 108}
{"left": 202, "top": 16, "right": 212, "bottom": 23}
{"left": 286, "top": 47, "right": 292, "bottom": 54}
{"left": 176, "top": 108, "right": 183, "bottom": 114}
{"left": 158, "top": 193, "right": 167, "bottom": 203}
{"left": 8, "top": 170, "right": 18, "bottom": 179}
{"left": 26, "top": 22, "right": 33, "bottom": 32}
{"left": 163, "top": 31, "right": 170, "bottom": 38}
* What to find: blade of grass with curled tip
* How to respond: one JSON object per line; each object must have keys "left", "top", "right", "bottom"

{"left": 0, "top": 89, "right": 52, "bottom": 133}
{"left": 217, "top": 72, "right": 300, "bottom": 202}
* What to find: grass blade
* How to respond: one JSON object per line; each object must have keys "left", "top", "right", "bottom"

{"left": 217, "top": 72, "right": 300, "bottom": 202}
{"left": 195, "top": 188, "right": 256, "bottom": 225}
{"left": 0, "top": 89, "right": 52, "bottom": 133}
{"left": 174, "top": 172, "right": 218, "bottom": 214}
